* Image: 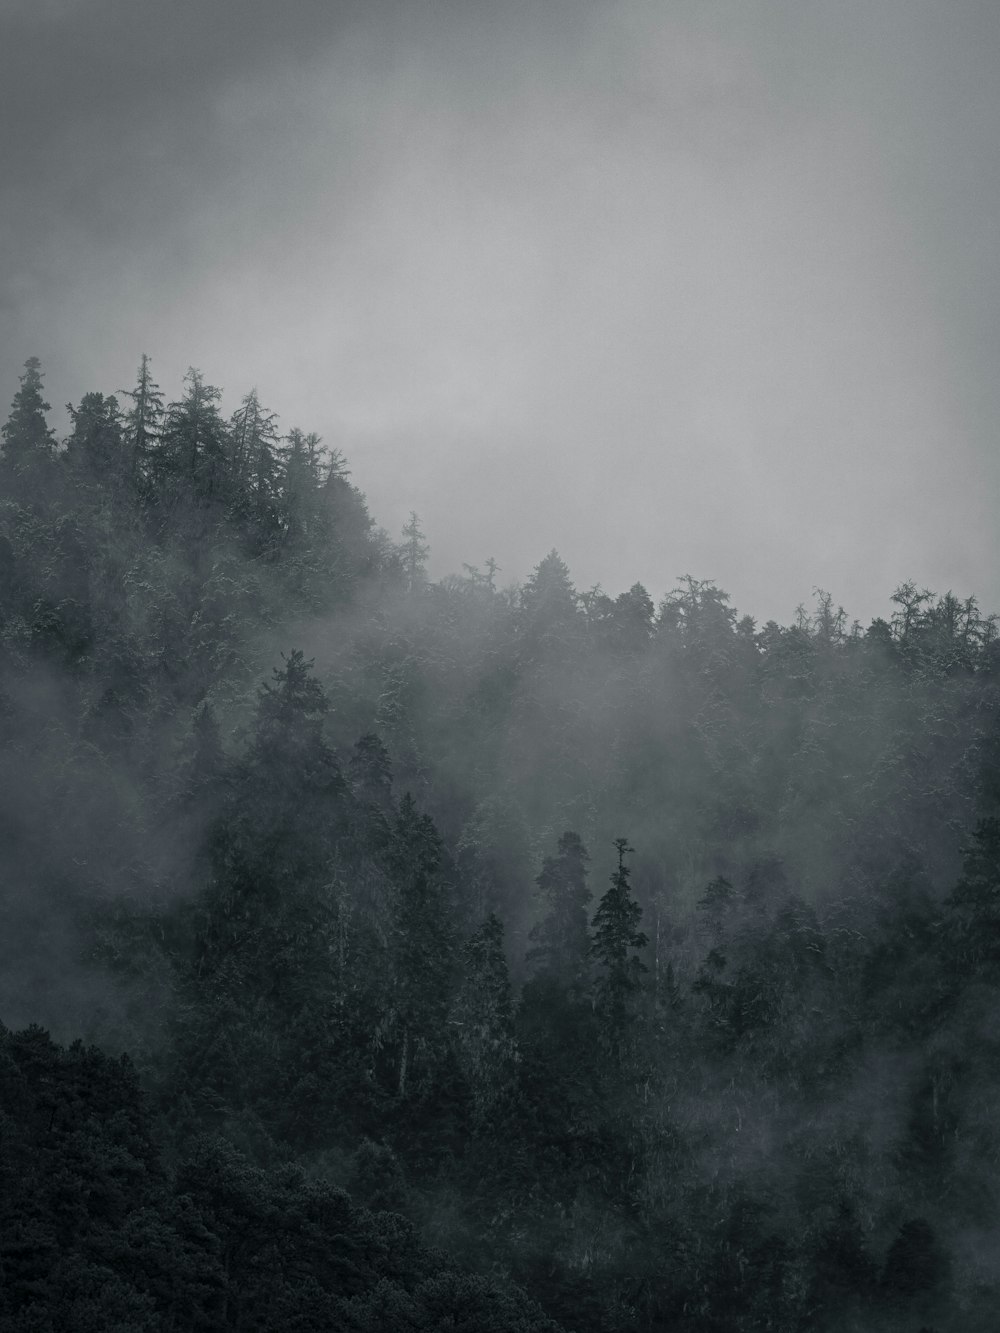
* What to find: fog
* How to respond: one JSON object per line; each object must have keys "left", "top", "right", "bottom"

{"left": 2, "top": 0, "right": 998, "bottom": 624}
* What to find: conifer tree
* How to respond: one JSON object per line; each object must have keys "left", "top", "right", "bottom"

{"left": 162, "top": 368, "right": 228, "bottom": 501}
{"left": 251, "top": 649, "right": 333, "bottom": 784}
{"left": 520, "top": 549, "right": 579, "bottom": 653}
{"left": 279, "top": 428, "right": 325, "bottom": 550}
{"left": 228, "top": 388, "right": 280, "bottom": 532}
{"left": 192, "top": 655, "right": 343, "bottom": 1020}
{"left": 121, "top": 353, "right": 164, "bottom": 492}
{"left": 591, "top": 838, "right": 647, "bottom": 1055}
{"left": 65, "top": 391, "right": 125, "bottom": 489}
{"left": 387, "top": 794, "right": 456, "bottom": 1096}
{"left": 399, "top": 511, "right": 429, "bottom": 592}
{"left": 527, "top": 830, "right": 592, "bottom": 993}
{"left": 1, "top": 357, "right": 55, "bottom": 478}
{"left": 211, "top": 651, "right": 341, "bottom": 915}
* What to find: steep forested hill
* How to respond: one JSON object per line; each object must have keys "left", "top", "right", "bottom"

{"left": 1, "top": 355, "right": 999, "bottom": 1331}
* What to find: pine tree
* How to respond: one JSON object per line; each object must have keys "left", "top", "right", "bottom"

{"left": 121, "top": 353, "right": 164, "bottom": 492}
{"left": 251, "top": 649, "right": 332, "bottom": 782}
{"left": 399, "top": 511, "right": 429, "bottom": 592}
{"left": 520, "top": 549, "right": 579, "bottom": 654}
{"left": 279, "top": 428, "right": 324, "bottom": 550}
{"left": 527, "top": 830, "right": 592, "bottom": 993}
{"left": 1, "top": 357, "right": 55, "bottom": 478}
{"left": 591, "top": 838, "right": 648, "bottom": 1056}
{"left": 65, "top": 391, "right": 125, "bottom": 489}
{"left": 162, "top": 368, "right": 229, "bottom": 501}
{"left": 190, "top": 655, "right": 343, "bottom": 1023}
{"left": 611, "top": 582, "right": 655, "bottom": 653}
{"left": 228, "top": 389, "right": 280, "bottom": 535}
{"left": 387, "top": 794, "right": 456, "bottom": 1097}
{"left": 213, "top": 651, "right": 341, "bottom": 914}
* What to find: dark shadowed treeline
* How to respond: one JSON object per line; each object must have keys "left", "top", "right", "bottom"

{"left": 2, "top": 356, "right": 999, "bottom": 1330}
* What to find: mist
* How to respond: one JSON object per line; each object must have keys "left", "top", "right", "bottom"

{"left": 3, "top": 0, "right": 998, "bottom": 623}
{"left": 3, "top": 4, "right": 1000, "bottom": 1330}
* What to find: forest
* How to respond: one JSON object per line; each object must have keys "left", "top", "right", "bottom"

{"left": 1, "top": 353, "right": 999, "bottom": 1331}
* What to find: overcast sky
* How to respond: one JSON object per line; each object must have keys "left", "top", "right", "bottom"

{"left": 2, "top": 0, "right": 998, "bottom": 625}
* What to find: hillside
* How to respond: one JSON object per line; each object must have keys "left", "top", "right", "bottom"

{"left": 2, "top": 355, "right": 999, "bottom": 1331}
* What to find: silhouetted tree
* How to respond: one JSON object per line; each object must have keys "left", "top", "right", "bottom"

{"left": 527, "top": 831, "right": 592, "bottom": 994}
{"left": 400, "top": 510, "right": 430, "bottom": 592}
{"left": 387, "top": 794, "right": 457, "bottom": 1097}
{"left": 591, "top": 838, "right": 647, "bottom": 1059}
{"left": 1, "top": 356, "right": 55, "bottom": 479}
{"left": 521, "top": 549, "right": 579, "bottom": 654}
{"left": 228, "top": 387, "right": 281, "bottom": 536}
{"left": 121, "top": 352, "right": 164, "bottom": 491}
{"left": 65, "top": 391, "right": 125, "bottom": 489}
{"left": 162, "top": 367, "right": 228, "bottom": 501}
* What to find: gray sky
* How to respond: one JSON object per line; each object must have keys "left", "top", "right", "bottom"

{"left": 2, "top": 0, "right": 998, "bottom": 625}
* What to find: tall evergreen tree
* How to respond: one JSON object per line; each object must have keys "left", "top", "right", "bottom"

{"left": 121, "top": 353, "right": 164, "bottom": 492}
{"left": 591, "top": 838, "right": 647, "bottom": 1056}
{"left": 65, "top": 391, "right": 125, "bottom": 490}
{"left": 205, "top": 650, "right": 342, "bottom": 931}
{"left": 279, "top": 428, "right": 324, "bottom": 550}
{"left": 228, "top": 388, "right": 280, "bottom": 533}
{"left": 387, "top": 794, "right": 457, "bottom": 1097}
{"left": 520, "top": 549, "right": 579, "bottom": 654}
{"left": 399, "top": 511, "right": 429, "bottom": 593}
{"left": 162, "top": 368, "right": 229, "bottom": 501}
{"left": 527, "top": 831, "right": 592, "bottom": 994}
{"left": 250, "top": 649, "right": 333, "bottom": 784}
{"left": 182, "top": 654, "right": 345, "bottom": 1114}
{"left": 1, "top": 356, "right": 55, "bottom": 478}
{"left": 611, "top": 582, "right": 655, "bottom": 653}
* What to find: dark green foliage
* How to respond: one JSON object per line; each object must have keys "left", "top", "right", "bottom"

{"left": 520, "top": 549, "right": 579, "bottom": 657}
{"left": 590, "top": 839, "right": 647, "bottom": 1055}
{"left": 161, "top": 367, "right": 229, "bottom": 502}
{"left": 121, "top": 353, "right": 165, "bottom": 493}
{"left": 65, "top": 391, "right": 126, "bottom": 488}
{"left": 1, "top": 357, "right": 55, "bottom": 477}
{"left": 0, "top": 1025, "right": 556, "bottom": 1332}
{"left": 527, "top": 830, "right": 592, "bottom": 993}
{"left": 386, "top": 794, "right": 458, "bottom": 1100}
{"left": 5, "top": 354, "right": 1000, "bottom": 1330}
{"left": 227, "top": 388, "right": 281, "bottom": 539}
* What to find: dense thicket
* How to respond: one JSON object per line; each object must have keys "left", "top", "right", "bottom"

{"left": 2, "top": 355, "right": 1000, "bottom": 1331}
